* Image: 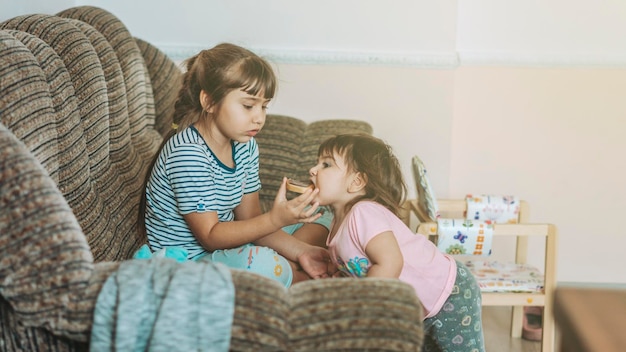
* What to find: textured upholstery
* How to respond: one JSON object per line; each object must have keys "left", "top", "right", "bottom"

{"left": 255, "top": 114, "right": 309, "bottom": 212}
{"left": 296, "top": 119, "right": 373, "bottom": 181}
{"left": 134, "top": 37, "right": 182, "bottom": 137}
{"left": 0, "top": 31, "right": 120, "bottom": 349}
{"left": 0, "top": 13, "right": 149, "bottom": 262}
{"left": 0, "top": 6, "right": 423, "bottom": 351}
{"left": 255, "top": 116, "right": 373, "bottom": 212}
{"left": 228, "top": 272, "right": 424, "bottom": 351}
{"left": 57, "top": 6, "right": 161, "bottom": 161}
{"left": 288, "top": 278, "right": 424, "bottom": 351}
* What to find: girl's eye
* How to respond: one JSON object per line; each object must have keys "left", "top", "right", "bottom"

{"left": 243, "top": 105, "right": 253, "bottom": 110}
{"left": 322, "top": 162, "right": 330, "bottom": 168}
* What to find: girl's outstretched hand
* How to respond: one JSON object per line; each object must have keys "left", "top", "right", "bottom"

{"left": 297, "top": 245, "right": 338, "bottom": 279}
{"left": 269, "top": 177, "right": 321, "bottom": 227}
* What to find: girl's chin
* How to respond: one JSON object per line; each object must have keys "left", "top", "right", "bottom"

{"left": 314, "top": 197, "right": 330, "bottom": 207}
{"left": 234, "top": 135, "right": 253, "bottom": 143}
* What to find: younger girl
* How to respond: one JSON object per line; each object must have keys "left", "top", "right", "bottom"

{"left": 138, "top": 43, "right": 334, "bottom": 287}
{"left": 310, "top": 134, "right": 485, "bottom": 352}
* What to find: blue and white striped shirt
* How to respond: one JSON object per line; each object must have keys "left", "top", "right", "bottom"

{"left": 145, "top": 126, "right": 261, "bottom": 259}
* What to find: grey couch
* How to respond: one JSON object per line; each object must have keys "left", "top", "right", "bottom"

{"left": 0, "top": 6, "right": 424, "bottom": 351}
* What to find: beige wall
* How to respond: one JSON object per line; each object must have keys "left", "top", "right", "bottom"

{"left": 452, "top": 67, "right": 626, "bottom": 283}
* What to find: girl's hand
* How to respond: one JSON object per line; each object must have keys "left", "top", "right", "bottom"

{"left": 269, "top": 177, "right": 321, "bottom": 227}
{"left": 296, "top": 245, "right": 338, "bottom": 279}
{"left": 332, "top": 270, "right": 348, "bottom": 278}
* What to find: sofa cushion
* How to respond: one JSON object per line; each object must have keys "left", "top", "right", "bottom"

{"left": 134, "top": 37, "right": 183, "bottom": 137}
{"left": 0, "top": 30, "right": 64, "bottom": 178}
{"left": 295, "top": 119, "right": 373, "bottom": 182}
{"left": 255, "top": 114, "right": 308, "bottom": 212}
{"left": 1, "top": 15, "right": 148, "bottom": 261}
{"left": 229, "top": 272, "right": 424, "bottom": 351}
{"left": 0, "top": 124, "right": 95, "bottom": 340}
{"left": 256, "top": 116, "right": 373, "bottom": 212}
{"left": 57, "top": 6, "right": 161, "bottom": 161}
{"left": 288, "top": 278, "right": 424, "bottom": 351}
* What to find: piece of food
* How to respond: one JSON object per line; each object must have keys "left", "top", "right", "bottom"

{"left": 286, "top": 179, "right": 314, "bottom": 193}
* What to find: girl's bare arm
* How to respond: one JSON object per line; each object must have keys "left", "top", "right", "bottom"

{"left": 364, "top": 231, "right": 403, "bottom": 278}
{"left": 185, "top": 178, "right": 321, "bottom": 251}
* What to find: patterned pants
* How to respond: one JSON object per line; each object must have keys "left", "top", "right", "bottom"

{"left": 422, "top": 261, "right": 485, "bottom": 352}
{"left": 205, "top": 243, "right": 293, "bottom": 287}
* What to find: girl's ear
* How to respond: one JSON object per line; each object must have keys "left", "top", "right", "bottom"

{"left": 349, "top": 172, "right": 367, "bottom": 193}
{"left": 199, "top": 90, "right": 214, "bottom": 113}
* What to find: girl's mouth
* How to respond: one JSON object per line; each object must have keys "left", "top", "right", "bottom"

{"left": 247, "top": 130, "right": 259, "bottom": 137}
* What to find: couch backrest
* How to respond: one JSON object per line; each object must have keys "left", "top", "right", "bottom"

{"left": 0, "top": 6, "right": 176, "bottom": 262}
{"left": 134, "top": 37, "right": 182, "bottom": 137}
{"left": 57, "top": 6, "right": 162, "bottom": 158}
{"left": 255, "top": 114, "right": 308, "bottom": 211}
{"left": 255, "top": 115, "right": 373, "bottom": 212}
{"left": 294, "top": 119, "right": 374, "bottom": 181}
{"left": 0, "top": 29, "right": 97, "bottom": 340}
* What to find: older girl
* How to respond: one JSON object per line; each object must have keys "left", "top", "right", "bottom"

{"left": 139, "top": 43, "right": 334, "bottom": 286}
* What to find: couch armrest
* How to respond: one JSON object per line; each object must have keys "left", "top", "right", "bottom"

{"left": 229, "top": 270, "right": 424, "bottom": 351}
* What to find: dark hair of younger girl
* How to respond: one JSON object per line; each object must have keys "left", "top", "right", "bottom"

{"left": 317, "top": 133, "right": 407, "bottom": 216}
{"left": 138, "top": 43, "right": 277, "bottom": 237}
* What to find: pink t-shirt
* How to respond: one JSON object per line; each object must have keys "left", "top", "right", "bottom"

{"left": 327, "top": 201, "right": 457, "bottom": 318}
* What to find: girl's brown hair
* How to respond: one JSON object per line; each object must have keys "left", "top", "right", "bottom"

{"left": 318, "top": 133, "right": 407, "bottom": 216}
{"left": 138, "top": 43, "right": 277, "bottom": 236}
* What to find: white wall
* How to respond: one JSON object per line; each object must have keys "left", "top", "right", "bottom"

{"left": 75, "top": 0, "right": 458, "bottom": 59}
{"left": 452, "top": 67, "right": 626, "bottom": 283}
{"left": 2, "top": 0, "right": 625, "bottom": 284}
{"left": 457, "top": 1, "right": 626, "bottom": 66}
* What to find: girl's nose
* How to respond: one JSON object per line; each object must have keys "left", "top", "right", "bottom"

{"left": 309, "top": 165, "right": 317, "bottom": 176}
{"left": 253, "top": 109, "right": 266, "bottom": 124}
